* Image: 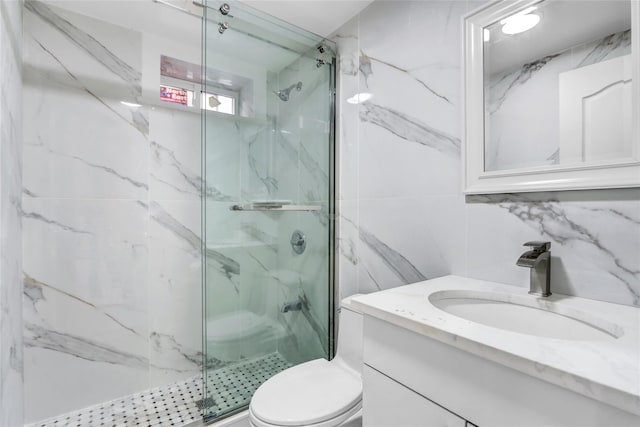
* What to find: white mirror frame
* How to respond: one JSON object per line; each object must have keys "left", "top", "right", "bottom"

{"left": 462, "top": 0, "right": 640, "bottom": 194}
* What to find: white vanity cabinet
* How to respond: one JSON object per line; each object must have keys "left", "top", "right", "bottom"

{"left": 363, "top": 365, "right": 468, "bottom": 427}
{"left": 362, "top": 315, "right": 640, "bottom": 427}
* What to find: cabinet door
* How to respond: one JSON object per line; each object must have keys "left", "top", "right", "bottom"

{"left": 363, "top": 365, "right": 467, "bottom": 427}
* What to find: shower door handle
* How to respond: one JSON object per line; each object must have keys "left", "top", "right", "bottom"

{"left": 230, "top": 204, "right": 321, "bottom": 211}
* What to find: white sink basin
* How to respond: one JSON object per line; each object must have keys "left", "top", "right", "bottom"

{"left": 429, "top": 290, "right": 623, "bottom": 341}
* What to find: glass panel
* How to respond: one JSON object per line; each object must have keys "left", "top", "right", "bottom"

{"left": 202, "top": 1, "right": 336, "bottom": 421}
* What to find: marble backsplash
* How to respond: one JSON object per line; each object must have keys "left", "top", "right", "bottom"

{"left": 1, "top": 0, "right": 24, "bottom": 425}
{"left": 333, "top": 1, "right": 639, "bottom": 306}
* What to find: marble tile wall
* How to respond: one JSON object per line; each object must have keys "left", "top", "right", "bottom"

{"left": 333, "top": 1, "right": 640, "bottom": 307}
{"left": 147, "top": 107, "right": 202, "bottom": 389}
{"left": 0, "top": 1, "right": 24, "bottom": 426}
{"left": 22, "top": 1, "right": 202, "bottom": 423}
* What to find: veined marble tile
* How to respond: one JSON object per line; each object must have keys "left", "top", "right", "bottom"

{"left": 22, "top": 198, "right": 149, "bottom": 422}
{"left": 246, "top": 124, "right": 279, "bottom": 200}
{"left": 24, "top": 346, "right": 149, "bottom": 424}
{"left": 354, "top": 1, "right": 463, "bottom": 199}
{"left": 332, "top": 15, "right": 360, "bottom": 202}
{"left": 204, "top": 114, "right": 270, "bottom": 202}
{"left": 466, "top": 190, "right": 640, "bottom": 307}
{"left": 22, "top": 198, "right": 148, "bottom": 310}
{"left": 355, "top": 196, "right": 466, "bottom": 294}
{"left": 148, "top": 200, "right": 202, "bottom": 387}
{"left": 23, "top": 78, "right": 148, "bottom": 201}
{"left": 24, "top": 1, "right": 149, "bottom": 198}
{"left": 23, "top": 82, "right": 150, "bottom": 199}
{"left": 466, "top": 0, "right": 491, "bottom": 13}
{"left": 149, "top": 107, "right": 202, "bottom": 201}
{"left": 271, "top": 51, "right": 333, "bottom": 205}
{"left": 295, "top": 77, "right": 332, "bottom": 203}
{"left": 23, "top": 2, "right": 147, "bottom": 200}
{"left": 204, "top": 236, "right": 266, "bottom": 309}
{"left": 359, "top": 1, "right": 464, "bottom": 74}
{"left": 0, "top": 118, "right": 24, "bottom": 427}
{"left": 337, "top": 199, "right": 360, "bottom": 300}
{"left": 297, "top": 137, "right": 331, "bottom": 204}
{"left": 358, "top": 121, "right": 461, "bottom": 198}
{"left": 272, "top": 129, "right": 302, "bottom": 201}
{"left": 357, "top": 64, "right": 458, "bottom": 142}
{"left": 270, "top": 57, "right": 308, "bottom": 203}
{"left": 24, "top": 1, "right": 141, "bottom": 99}
{"left": 357, "top": 0, "right": 463, "bottom": 122}
{"left": 0, "top": 1, "right": 24, "bottom": 425}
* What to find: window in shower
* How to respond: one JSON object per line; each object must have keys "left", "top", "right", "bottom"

{"left": 161, "top": 54, "right": 249, "bottom": 116}
{"left": 201, "top": 91, "right": 236, "bottom": 114}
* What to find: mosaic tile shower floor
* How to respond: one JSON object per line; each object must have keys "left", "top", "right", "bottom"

{"left": 30, "top": 353, "right": 292, "bottom": 427}
{"left": 203, "top": 352, "right": 292, "bottom": 419}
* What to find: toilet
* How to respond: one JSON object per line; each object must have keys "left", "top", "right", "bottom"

{"left": 249, "top": 295, "right": 364, "bottom": 427}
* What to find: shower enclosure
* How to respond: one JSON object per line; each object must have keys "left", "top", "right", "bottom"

{"left": 201, "top": 1, "right": 336, "bottom": 421}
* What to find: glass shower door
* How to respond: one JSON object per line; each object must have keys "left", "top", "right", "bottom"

{"left": 201, "top": 1, "right": 335, "bottom": 421}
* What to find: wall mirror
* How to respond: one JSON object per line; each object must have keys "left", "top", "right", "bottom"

{"left": 463, "top": 0, "right": 640, "bottom": 194}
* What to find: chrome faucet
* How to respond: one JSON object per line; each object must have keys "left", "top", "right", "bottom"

{"left": 516, "top": 241, "right": 551, "bottom": 297}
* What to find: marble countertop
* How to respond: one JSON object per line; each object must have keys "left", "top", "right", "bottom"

{"left": 352, "top": 275, "right": 640, "bottom": 416}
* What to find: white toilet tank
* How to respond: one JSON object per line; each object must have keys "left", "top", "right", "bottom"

{"left": 334, "top": 294, "right": 364, "bottom": 374}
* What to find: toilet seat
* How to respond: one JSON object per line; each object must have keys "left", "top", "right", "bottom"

{"left": 249, "top": 403, "right": 361, "bottom": 427}
{"left": 249, "top": 358, "right": 362, "bottom": 427}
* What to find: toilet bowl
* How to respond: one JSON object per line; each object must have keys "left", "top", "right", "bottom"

{"left": 249, "top": 295, "right": 363, "bottom": 427}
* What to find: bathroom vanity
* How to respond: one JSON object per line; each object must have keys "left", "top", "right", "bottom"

{"left": 352, "top": 276, "right": 640, "bottom": 426}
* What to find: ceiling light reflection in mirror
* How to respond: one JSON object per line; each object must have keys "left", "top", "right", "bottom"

{"left": 500, "top": 7, "right": 540, "bottom": 35}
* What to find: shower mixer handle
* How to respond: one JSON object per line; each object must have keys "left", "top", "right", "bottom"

{"left": 290, "top": 230, "right": 306, "bottom": 254}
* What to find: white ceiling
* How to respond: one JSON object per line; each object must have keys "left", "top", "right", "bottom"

{"left": 240, "top": 0, "right": 373, "bottom": 37}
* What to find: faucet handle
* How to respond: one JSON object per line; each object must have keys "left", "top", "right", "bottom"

{"left": 523, "top": 241, "right": 551, "bottom": 252}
